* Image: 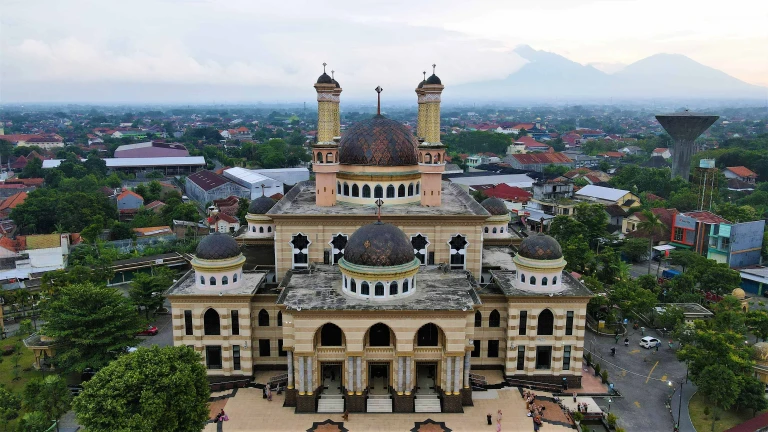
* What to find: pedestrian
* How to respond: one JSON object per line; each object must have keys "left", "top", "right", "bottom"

{"left": 624, "top": 338, "right": 629, "bottom": 347}
{"left": 262, "top": 386, "right": 267, "bottom": 399}
{"left": 342, "top": 410, "right": 349, "bottom": 421}
{"left": 496, "top": 419, "right": 502, "bottom": 432}
{"left": 656, "top": 341, "right": 660, "bottom": 352}
{"left": 487, "top": 413, "right": 493, "bottom": 425}
{"left": 497, "top": 409, "right": 503, "bottom": 423}
{"left": 267, "top": 385, "right": 272, "bottom": 401}
{"left": 614, "top": 334, "right": 620, "bottom": 344}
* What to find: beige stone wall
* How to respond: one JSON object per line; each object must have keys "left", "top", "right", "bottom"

{"left": 272, "top": 217, "right": 484, "bottom": 280}
{"left": 250, "top": 296, "right": 286, "bottom": 366}
{"left": 470, "top": 296, "right": 508, "bottom": 367}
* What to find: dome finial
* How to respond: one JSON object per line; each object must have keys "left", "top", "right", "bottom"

{"left": 432, "top": 64, "right": 436, "bottom": 75}
{"left": 375, "top": 86, "right": 383, "bottom": 115}
{"left": 375, "top": 198, "right": 384, "bottom": 222}
{"left": 331, "top": 70, "right": 335, "bottom": 80}
{"left": 260, "top": 183, "right": 265, "bottom": 197}
{"left": 423, "top": 71, "right": 426, "bottom": 80}
{"left": 323, "top": 62, "right": 327, "bottom": 73}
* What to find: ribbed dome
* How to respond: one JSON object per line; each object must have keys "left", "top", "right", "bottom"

{"left": 317, "top": 72, "right": 333, "bottom": 84}
{"left": 425, "top": 74, "right": 442, "bottom": 85}
{"left": 195, "top": 233, "right": 241, "bottom": 260}
{"left": 343, "top": 222, "right": 415, "bottom": 267}
{"left": 333, "top": 79, "right": 341, "bottom": 88}
{"left": 339, "top": 115, "right": 419, "bottom": 166}
{"left": 481, "top": 197, "right": 508, "bottom": 215}
{"left": 517, "top": 233, "right": 563, "bottom": 260}
{"left": 248, "top": 195, "right": 276, "bottom": 214}
{"left": 732, "top": 288, "right": 746, "bottom": 299}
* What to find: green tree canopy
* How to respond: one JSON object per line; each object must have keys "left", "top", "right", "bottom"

{"left": 22, "top": 375, "right": 71, "bottom": 425}
{"left": 129, "top": 267, "right": 174, "bottom": 319}
{"left": 72, "top": 346, "right": 210, "bottom": 432}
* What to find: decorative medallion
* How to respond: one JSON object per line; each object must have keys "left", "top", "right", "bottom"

{"left": 410, "top": 419, "right": 452, "bottom": 432}
{"left": 364, "top": 240, "right": 371, "bottom": 249}
{"left": 306, "top": 419, "right": 348, "bottom": 432}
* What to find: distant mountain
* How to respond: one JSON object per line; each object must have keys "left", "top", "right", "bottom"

{"left": 449, "top": 45, "right": 765, "bottom": 102}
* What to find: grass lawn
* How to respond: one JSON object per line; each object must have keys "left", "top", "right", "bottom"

{"left": 0, "top": 334, "right": 44, "bottom": 393}
{"left": 689, "top": 392, "right": 767, "bottom": 432}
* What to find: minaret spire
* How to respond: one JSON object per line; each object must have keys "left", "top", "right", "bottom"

{"left": 323, "top": 62, "right": 327, "bottom": 73}
{"left": 375, "top": 198, "right": 384, "bottom": 222}
{"left": 260, "top": 184, "right": 265, "bottom": 197}
{"left": 432, "top": 64, "right": 436, "bottom": 75}
{"left": 375, "top": 86, "right": 383, "bottom": 115}
{"left": 423, "top": 71, "right": 426, "bottom": 81}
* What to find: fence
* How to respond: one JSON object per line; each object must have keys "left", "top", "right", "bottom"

{"left": 71, "top": 235, "right": 178, "bottom": 255}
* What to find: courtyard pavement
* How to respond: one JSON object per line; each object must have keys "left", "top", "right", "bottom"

{"left": 586, "top": 328, "right": 688, "bottom": 432}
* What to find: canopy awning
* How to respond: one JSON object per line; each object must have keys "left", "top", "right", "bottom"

{"left": 653, "top": 245, "right": 677, "bottom": 252}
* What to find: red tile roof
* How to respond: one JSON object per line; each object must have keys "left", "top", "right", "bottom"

{"left": 187, "top": 170, "right": 231, "bottom": 191}
{"left": 208, "top": 212, "right": 239, "bottom": 224}
{"left": 4, "top": 178, "right": 44, "bottom": 187}
{"left": 117, "top": 189, "right": 144, "bottom": 202}
{"left": 599, "top": 152, "right": 625, "bottom": 158}
{"left": 511, "top": 152, "right": 572, "bottom": 165}
{"left": 0, "top": 236, "right": 25, "bottom": 252}
{"left": 483, "top": 184, "right": 532, "bottom": 201}
{"left": 652, "top": 148, "right": 669, "bottom": 154}
{"left": 0, "top": 191, "right": 27, "bottom": 213}
{"left": 683, "top": 210, "right": 730, "bottom": 224}
{"left": 725, "top": 166, "right": 757, "bottom": 178}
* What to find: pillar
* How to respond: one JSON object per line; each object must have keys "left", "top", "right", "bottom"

{"left": 445, "top": 355, "right": 452, "bottom": 394}
{"left": 287, "top": 351, "right": 294, "bottom": 389}
{"left": 347, "top": 357, "right": 354, "bottom": 394}
{"left": 356, "top": 357, "right": 362, "bottom": 395}
{"left": 405, "top": 357, "right": 412, "bottom": 395}
{"left": 464, "top": 351, "right": 471, "bottom": 388}
{"left": 398, "top": 357, "right": 404, "bottom": 394}
{"left": 306, "top": 357, "right": 314, "bottom": 395}
{"left": 454, "top": 356, "right": 461, "bottom": 395}
{"left": 298, "top": 356, "right": 305, "bottom": 394}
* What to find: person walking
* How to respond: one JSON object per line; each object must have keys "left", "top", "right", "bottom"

{"left": 497, "top": 410, "right": 503, "bottom": 423}
{"left": 266, "top": 385, "right": 272, "bottom": 401}
{"left": 614, "top": 334, "right": 620, "bottom": 344}
{"left": 656, "top": 341, "right": 660, "bottom": 352}
{"left": 496, "top": 419, "right": 502, "bottom": 432}
{"left": 487, "top": 413, "right": 493, "bottom": 425}
{"left": 624, "top": 338, "right": 629, "bottom": 347}
{"left": 342, "top": 410, "right": 349, "bottom": 421}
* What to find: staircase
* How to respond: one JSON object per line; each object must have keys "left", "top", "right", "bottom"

{"left": 414, "top": 393, "right": 441, "bottom": 413}
{"left": 366, "top": 394, "right": 393, "bottom": 413}
{"left": 317, "top": 394, "right": 344, "bottom": 413}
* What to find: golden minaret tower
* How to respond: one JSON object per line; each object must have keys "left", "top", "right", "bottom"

{"left": 417, "top": 64, "right": 446, "bottom": 207}
{"left": 313, "top": 63, "right": 341, "bottom": 207}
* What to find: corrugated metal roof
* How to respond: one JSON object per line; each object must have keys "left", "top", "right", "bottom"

{"left": 42, "top": 157, "right": 205, "bottom": 169}
{"left": 223, "top": 167, "right": 275, "bottom": 185}
{"left": 574, "top": 184, "right": 629, "bottom": 202}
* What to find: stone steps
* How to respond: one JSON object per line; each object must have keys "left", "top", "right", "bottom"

{"left": 367, "top": 397, "right": 393, "bottom": 413}
{"left": 414, "top": 396, "right": 441, "bottom": 413}
{"left": 318, "top": 396, "right": 345, "bottom": 413}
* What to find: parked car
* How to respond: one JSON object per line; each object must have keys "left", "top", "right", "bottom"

{"left": 639, "top": 336, "right": 660, "bottom": 349}
{"left": 137, "top": 324, "right": 158, "bottom": 336}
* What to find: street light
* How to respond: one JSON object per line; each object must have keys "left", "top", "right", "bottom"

{"left": 607, "top": 397, "right": 612, "bottom": 414}
{"left": 669, "top": 379, "right": 683, "bottom": 431}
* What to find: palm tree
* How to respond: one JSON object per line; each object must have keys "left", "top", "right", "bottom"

{"left": 637, "top": 209, "right": 666, "bottom": 275}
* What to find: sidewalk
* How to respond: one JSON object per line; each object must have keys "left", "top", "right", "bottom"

{"left": 671, "top": 382, "right": 697, "bottom": 432}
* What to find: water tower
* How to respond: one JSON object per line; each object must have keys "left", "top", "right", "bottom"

{"left": 655, "top": 110, "right": 719, "bottom": 181}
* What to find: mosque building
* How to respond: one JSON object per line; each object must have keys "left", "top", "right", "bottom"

{"left": 166, "top": 66, "right": 593, "bottom": 414}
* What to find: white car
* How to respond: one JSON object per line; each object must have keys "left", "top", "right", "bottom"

{"left": 639, "top": 336, "right": 660, "bottom": 349}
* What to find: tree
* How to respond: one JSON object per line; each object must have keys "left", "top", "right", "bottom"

{"left": 747, "top": 310, "right": 768, "bottom": 342}
{"left": 573, "top": 203, "right": 608, "bottom": 245}
{"left": 549, "top": 216, "right": 589, "bottom": 244}
{"left": 669, "top": 250, "right": 703, "bottom": 273}
{"left": 621, "top": 238, "right": 649, "bottom": 263}
{"left": 543, "top": 164, "right": 569, "bottom": 177}
{"left": 237, "top": 197, "right": 249, "bottom": 225}
{"left": 0, "top": 385, "right": 21, "bottom": 428}
{"left": 656, "top": 305, "right": 684, "bottom": 330}
{"left": 715, "top": 203, "right": 759, "bottom": 223}
{"left": 81, "top": 222, "right": 103, "bottom": 244}
{"left": 129, "top": 267, "right": 174, "bottom": 319}
{"left": 17, "top": 411, "right": 51, "bottom": 432}
{"left": 22, "top": 375, "right": 71, "bottom": 425}
{"left": 636, "top": 209, "right": 666, "bottom": 274}
{"left": 41, "top": 282, "right": 142, "bottom": 373}
{"left": 736, "top": 376, "right": 768, "bottom": 417}
{"left": 697, "top": 364, "right": 739, "bottom": 432}
{"left": 19, "top": 157, "right": 44, "bottom": 179}
{"left": 693, "top": 263, "right": 742, "bottom": 296}
{"left": 110, "top": 222, "right": 136, "bottom": 241}
{"left": 72, "top": 346, "right": 210, "bottom": 432}
{"left": 609, "top": 280, "right": 657, "bottom": 319}
{"left": 561, "top": 236, "right": 595, "bottom": 274}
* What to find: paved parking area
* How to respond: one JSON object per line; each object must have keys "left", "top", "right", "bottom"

{"left": 137, "top": 307, "right": 173, "bottom": 348}
{"left": 586, "top": 329, "right": 687, "bottom": 432}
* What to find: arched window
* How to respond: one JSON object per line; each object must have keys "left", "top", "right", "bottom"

{"left": 537, "top": 309, "right": 554, "bottom": 335}
{"left": 258, "top": 309, "right": 269, "bottom": 327}
{"left": 398, "top": 184, "right": 406, "bottom": 197}
{"left": 449, "top": 234, "right": 468, "bottom": 269}
{"left": 233, "top": 273, "right": 238, "bottom": 283}
{"left": 530, "top": 276, "right": 536, "bottom": 285}
{"left": 425, "top": 153, "right": 432, "bottom": 163}
{"left": 369, "top": 323, "right": 392, "bottom": 346}
{"left": 326, "top": 152, "right": 333, "bottom": 163}
{"left": 375, "top": 282, "right": 385, "bottom": 296}
{"left": 374, "top": 185, "right": 383, "bottom": 198}
{"left": 350, "top": 279, "right": 357, "bottom": 293}
{"left": 484, "top": 227, "right": 489, "bottom": 233}
{"left": 267, "top": 226, "right": 272, "bottom": 233}
{"left": 259, "top": 226, "right": 264, "bottom": 233}
{"left": 403, "top": 279, "right": 409, "bottom": 293}
{"left": 204, "top": 309, "right": 220, "bottom": 335}
{"left": 343, "top": 183, "right": 349, "bottom": 196}
{"left": 489, "top": 310, "right": 501, "bottom": 327}
{"left": 350, "top": 184, "right": 358, "bottom": 197}
{"left": 492, "top": 228, "right": 497, "bottom": 233}
{"left": 252, "top": 226, "right": 256, "bottom": 232}
{"left": 389, "top": 281, "right": 398, "bottom": 295}
{"left": 277, "top": 311, "right": 283, "bottom": 326}
{"left": 361, "top": 282, "right": 370, "bottom": 295}
{"left": 418, "top": 153, "right": 423, "bottom": 163}
{"left": 337, "top": 181, "right": 341, "bottom": 195}
{"left": 386, "top": 185, "right": 395, "bottom": 198}
{"left": 501, "top": 227, "right": 504, "bottom": 233}
{"left": 209, "top": 276, "right": 216, "bottom": 286}
{"left": 200, "top": 276, "right": 205, "bottom": 285}
{"left": 520, "top": 274, "right": 525, "bottom": 283}
{"left": 552, "top": 276, "right": 557, "bottom": 285}
{"left": 417, "top": 323, "right": 439, "bottom": 346}
{"left": 542, "top": 277, "right": 548, "bottom": 286}
{"left": 408, "top": 183, "right": 414, "bottom": 196}
{"left": 222, "top": 276, "right": 229, "bottom": 285}
{"left": 474, "top": 311, "right": 482, "bottom": 327}
{"left": 320, "top": 323, "right": 343, "bottom": 346}
{"left": 362, "top": 185, "right": 371, "bottom": 198}
{"left": 435, "top": 153, "right": 441, "bottom": 163}
{"left": 415, "top": 182, "right": 420, "bottom": 195}
{"left": 317, "top": 152, "right": 323, "bottom": 163}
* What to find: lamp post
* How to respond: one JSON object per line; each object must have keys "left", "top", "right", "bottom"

{"left": 607, "top": 397, "right": 612, "bottom": 414}
{"left": 669, "top": 379, "right": 683, "bottom": 431}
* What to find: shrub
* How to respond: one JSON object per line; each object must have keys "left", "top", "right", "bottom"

{"left": 572, "top": 411, "right": 584, "bottom": 423}
{"left": 703, "top": 406, "right": 710, "bottom": 417}
{"left": 602, "top": 370, "right": 609, "bottom": 384}
{"left": 594, "top": 363, "right": 601, "bottom": 376}
{"left": 585, "top": 352, "right": 592, "bottom": 366}
{"left": 2, "top": 345, "right": 14, "bottom": 356}
{"left": 607, "top": 413, "right": 618, "bottom": 428}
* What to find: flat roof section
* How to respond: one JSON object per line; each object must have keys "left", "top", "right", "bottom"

{"left": 166, "top": 270, "right": 266, "bottom": 296}
{"left": 490, "top": 270, "right": 592, "bottom": 298}
{"left": 278, "top": 265, "right": 480, "bottom": 311}
{"left": 482, "top": 246, "right": 516, "bottom": 270}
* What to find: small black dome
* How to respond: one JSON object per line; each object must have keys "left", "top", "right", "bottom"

{"left": 343, "top": 222, "right": 415, "bottom": 267}
{"left": 417, "top": 80, "right": 426, "bottom": 89}
{"left": 317, "top": 73, "right": 333, "bottom": 84}
{"left": 425, "top": 74, "right": 441, "bottom": 85}
{"left": 196, "top": 233, "right": 241, "bottom": 260}
{"left": 481, "top": 197, "right": 508, "bottom": 216}
{"left": 248, "top": 195, "right": 276, "bottom": 214}
{"left": 517, "top": 233, "right": 563, "bottom": 260}
{"left": 333, "top": 79, "right": 341, "bottom": 88}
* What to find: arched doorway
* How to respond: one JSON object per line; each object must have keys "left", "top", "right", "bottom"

{"left": 367, "top": 323, "right": 394, "bottom": 347}
{"left": 318, "top": 323, "right": 345, "bottom": 346}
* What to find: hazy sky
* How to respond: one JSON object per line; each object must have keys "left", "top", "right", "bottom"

{"left": 1, "top": 0, "right": 766, "bottom": 103}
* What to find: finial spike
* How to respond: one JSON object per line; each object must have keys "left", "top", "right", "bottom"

{"left": 323, "top": 62, "right": 327, "bottom": 73}
{"left": 375, "top": 86, "right": 383, "bottom": 115}
{"left": 375, "top": 198, "right": 384, "bottom": 221}
{"left": 260, "top": 184, "right": 265, "bottom": 197}
{"left": 432, "top": 64, "right": 436, "bottom": 74}
{"left": 423, "top": 71, "right": 426, "bottom": 80}
{"left": 331, "top": 70, "right": 335, "bottom": 79}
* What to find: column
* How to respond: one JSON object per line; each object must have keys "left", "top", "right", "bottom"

{"left": 445, "top": 356, "right": 452, "bottom": 394}
{"left": 454, "top": 356, "right": 461, "bottom": 395}
{"left": 464, "top": 351, "right": 471, "bottom": 388}
{"left": 287, "top": 351, "right": 294, "bottom": 389}
{"left": 405, "top": 357, "right": 412, "bottom": 395}
{"left": 347, "top": 357, "right": 354, "bottom": 394}
{"left": 356, "top": 357, "right": 362, "bottom": 395}
{"left": 306, "top": 357, "right": 314, "bottom": 395}
{"left": 298, "top": 356, "right": 305, "bottom": 394}
{"left": 397, "top": 357, "right": 404, "bottom": 394}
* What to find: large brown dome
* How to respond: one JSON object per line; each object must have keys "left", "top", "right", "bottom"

{"left": 339, "top": 115, "right": 419, "bottom": 166}
{"left": 343, "top": 222, "right": 415, "bottom": 267}
{"left": 517, "top": 233, "right": 563, "bottom": 260}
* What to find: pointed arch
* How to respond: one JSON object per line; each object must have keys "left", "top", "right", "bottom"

{"left": 374, "top": 185, "right": 383, "bottom": 198}
{"left": 474, "top": 310, "right": 482, "bottom": 327}
{"left": 258, "top": 309, "right": 269, "bottom": 327}
{"left": 366, "top": 322, "right": 394, "bottom": 347}
{"left": 386, "top": 184, "right": 395, "bottom": 198}
{"left": 416, "top": 323, "right": 443, "bottom": 347}
{"left": 352, "top": 184, "right": 359, "bottom": 197}
{"left": 489, "top": 309, "right": 501, "bottom": 327}
{"left": 203, "top": 308, "right": 220, "bottom": 335}
{"left": 537, "top": 309, "right": 554, "bottom": 335}
{"left": 277, "top": 311, "right": 283, "bottom": 327}
{"left": 362, "top": 184, "right": 371, "bottom": 198}
{"left": 318, "top": 323, "right": 345, "bottom": 346}
{"left": 398, "top": 184, "right": 406, "bottom": 197}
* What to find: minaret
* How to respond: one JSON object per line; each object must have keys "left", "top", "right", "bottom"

{"left": 313, "top": 63, "right": 341, "bottom": 206}
{"left": 415, "top": 71, "right": 427, "bottom": 139}
{"left": 418, "top": 64, "right": 446, "bottom": 207}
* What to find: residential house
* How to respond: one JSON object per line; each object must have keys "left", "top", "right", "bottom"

{"left": 619, "top": 146, "right": 643, "bottom": 156}
{"left": 723, "top": 166, "right": 758, "bottom": 184}
{"left": 144, "top": 200, "right": 166, "bottom": 213}
{"left": 504, "top": 153, "right": 573, "bottom": 172}
{"left": 133, "top": 226, "right": 174, "bottom": 238}
{"left": 626, "top": 208, "right": 678, "bottom": 241}
{"left": 669, "top": 211, "right": 730, "bottom": 255}
{"left": 0, "top": 191, "right": 27, "bottom": 219}
{"left": 0, "top": 234, "right": 70, "bottom": 279}
{"left": 561, "top": 151, "right": 600, "bottom": 168}
{"left": 573, "top": 185, "right": 640, "bottom": 211}
{"left": 706, "top": 220, "right": 766, "bottom": 268}
{"left": 117, "top": 190, "right": 144, "bottom": 211}
{"left": 604, "top": 205, "right": 629, "bottom": 236}
{"left": 739, "top": 267, "right": 768, "bottom": 296}
{"left": 211, "top": 196, "right": 240, "bottom": 217}
{"left": 506, "top": 136, "right": 551, "bottom": 154}
{"left": 482, "top": 184, "right": 532, "bottom": 213}
{"left": 526, "top": 180, "right": 577, "bottom": 217}
{"left": 185, "top": 170, "right": 250, "bottom": 204}
{"left": 114, "top": 141, "right": 189, "bottom": 158}
{"left": 652, "top": 148, "right": 672, "bottom": 159}
{"left": 597, "top": 152, "right": 625, "bottom": 161}
{"left": 172, "top": 220, "right": 209, "bottom": 239}
{"left": 207, "top": 211, "right": 240, "bottom": 234}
